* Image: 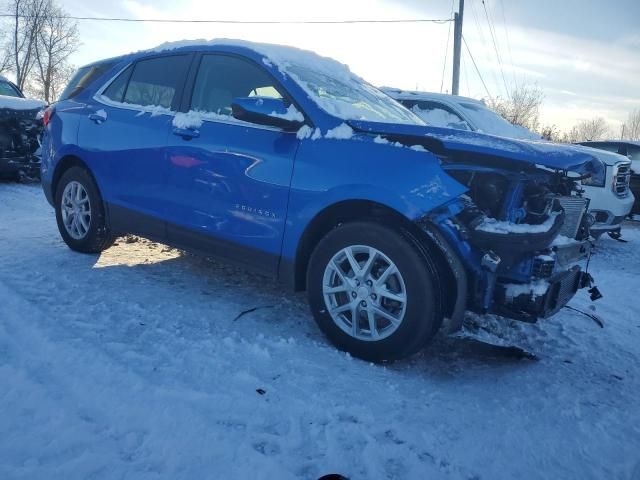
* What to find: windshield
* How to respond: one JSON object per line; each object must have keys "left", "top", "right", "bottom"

{"left": 458, "top": 102, "right": 541, "bottom": 140}
{"left": 0, "top": 80, "right": 22, "bottom": 98}
{"left": 287, "top": 65, "right": 424, "bottom": 125}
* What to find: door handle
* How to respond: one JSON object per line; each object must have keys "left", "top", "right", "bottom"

{"left": 172, "top": 127, "right": 200, "bottom": 139}
{"left": 88, "top": 113, "right": 106, "bottom": 124}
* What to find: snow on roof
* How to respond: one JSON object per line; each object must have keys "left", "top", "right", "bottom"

{"left": 148, "top": 39, "right": 420, "bottom": 124}
{"left": 150, "top": 38, "right": 353, "bottom": 78}
{"left": 0, "top": 95, "right": 46, "bottom": 111}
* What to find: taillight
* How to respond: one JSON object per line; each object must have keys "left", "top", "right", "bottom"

{"left": 42, "top": 106, "right": 55, "bottom": 126}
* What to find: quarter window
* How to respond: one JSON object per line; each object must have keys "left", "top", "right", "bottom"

{"left": 190, "top": 55, "right": 284, "bottom": 117}
{"left": 102, "top": 65, "right": 132, "bottom": 102}
{"left": 123, "top": 55, "right": 190, "bottom": 109}
{"left": 59, "top": 62, "right": 116, "bottom": 101}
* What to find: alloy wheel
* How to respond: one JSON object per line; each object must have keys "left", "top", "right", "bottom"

{"left": 322, "top": 245, "right": 408, "bottom": 341}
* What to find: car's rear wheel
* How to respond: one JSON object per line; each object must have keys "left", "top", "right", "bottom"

{"left": 55, "top": 166, "right": 113, "bottom": 253}
{"left": 307, "top": 221, "right": 442, "bottom": 362}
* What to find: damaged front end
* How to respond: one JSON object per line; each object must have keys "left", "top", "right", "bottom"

{"left": 346, "top": 120, "right": 606, "bottom": 331}
{"left": 421, "top": 162, "right": 598, "bottom": 331}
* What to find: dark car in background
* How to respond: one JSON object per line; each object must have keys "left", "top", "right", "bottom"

{"left": 577, "top": 141, "right": 640, "bottom": 217}
{"left": 0, "top": 75, "right": 45, "bottom": 180}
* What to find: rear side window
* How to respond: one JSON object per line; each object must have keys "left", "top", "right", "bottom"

{"left": 190, "top": 54, "right": 284, "bottom": 116}
{"left": 123, "top": 55, "right": 190, "bottom": 109}
{"left": 102, "top": 65, "right": 133, "bottom": 102}
{"left": 60, "top": 62, "right": 115, "bottom": 101}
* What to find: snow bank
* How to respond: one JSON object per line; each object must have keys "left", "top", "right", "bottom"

{"left": 476, "top": 212, "right": 559, "bottom": 234}
{"left": 0, "top": 95, "right": 45, "bottom": 111}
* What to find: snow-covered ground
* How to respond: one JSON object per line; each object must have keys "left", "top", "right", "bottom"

{"left": 1, "top": 182, "right": 639, "bottom": 480}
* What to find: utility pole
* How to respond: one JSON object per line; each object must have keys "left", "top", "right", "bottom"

{"left": 451, "top": 0, "right": 465, "bottom": 95}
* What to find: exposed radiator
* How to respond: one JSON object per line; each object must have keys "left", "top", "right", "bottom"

{"left": 556, "top": 196, "right": 589, "bottom": 239}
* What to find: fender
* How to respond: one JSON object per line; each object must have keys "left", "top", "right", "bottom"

{"left": 280, "top": 135, "right": 468, "bottom": 260}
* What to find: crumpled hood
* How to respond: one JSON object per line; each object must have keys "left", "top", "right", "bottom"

{"left": 348, "top": 120, "right": 605, "bottom": 181}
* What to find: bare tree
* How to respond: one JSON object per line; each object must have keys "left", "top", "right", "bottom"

{"left": 0, "top": 22, "right": 11, "bottom": 74}
{"left": 621, "top": 109, "right": 640, "bottom": 141}
{"left": 32, "top": 3, "right": 79, "bottom": 102}
{"left": 486, "top": 84, "right": 544, "bottom": 132}
{"left": 5, "top": 0, "right": 49, "bottom": 90}
{"left": 539, "top": 124, "right": 562, "bottom": 142}
{"left": 566, "top": 117, "right": 610, "bottom": 143}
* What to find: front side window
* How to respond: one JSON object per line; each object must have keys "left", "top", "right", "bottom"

{"left": 190, "top": 55, "right": 284, "bottom": 117}
{"left": 123, "top": 55, "right": 190, "bottom": 109}
{"left": 0, "top": 80, "right": 22, "bottom": 98}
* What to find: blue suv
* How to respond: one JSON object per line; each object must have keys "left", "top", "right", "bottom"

{"left": 41, "top": 40, "right": 604, "bottom": 361}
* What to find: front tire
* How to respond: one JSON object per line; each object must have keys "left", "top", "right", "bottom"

{"left": 307, "top": 221, "right": 442, "bottom": 362}
{"left": 55, "top": 166, "right": 113, "bottom": 253}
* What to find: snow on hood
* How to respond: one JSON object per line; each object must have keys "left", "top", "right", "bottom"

{"left": 0, "top": 95, "right": 46, "bottom": 111}
{"left": 348, "top": 119, "right": 606, "bottom": 180}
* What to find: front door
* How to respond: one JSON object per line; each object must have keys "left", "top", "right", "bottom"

{"left": 164, "top": 54, "right": 299, "bottom": 274}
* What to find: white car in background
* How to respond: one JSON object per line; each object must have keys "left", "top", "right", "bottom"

{"left": 383, "top": 88, "right": 634, "bottom": 238}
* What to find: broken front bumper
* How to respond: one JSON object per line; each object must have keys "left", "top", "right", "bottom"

{"left": 493, "top": 266, "right": 585, "bottom": 322}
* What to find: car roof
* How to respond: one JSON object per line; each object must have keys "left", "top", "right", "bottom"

{"left": 381, "top": 87, "right": 485, "bottom": 106}
{"left": 579, "top": 140, "right": 640, "bottom": 147}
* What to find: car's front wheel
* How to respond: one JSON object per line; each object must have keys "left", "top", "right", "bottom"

{"left": 307, "top": 221, "right": 442, "bottom": 362}
{"left": 55, "top": 166, "right": 114, "bottom": 253}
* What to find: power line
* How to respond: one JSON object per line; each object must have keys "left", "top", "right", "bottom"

{"left": 440, "top": 0, "right": 456, "bottom": 93}
{"left": 468, "top": 0, "right": 502, "bottom": 97}
{"left": 481, "top": 0, "right": 510, "bottom": 98}
{"left": 0, "top": 13, "right": 453, "bottom": 24}
{"left": 462, "top": 34, "right": 492, "bottom": 101}
{"left": 498, "top": 0, "right": 518, "bottom": 91}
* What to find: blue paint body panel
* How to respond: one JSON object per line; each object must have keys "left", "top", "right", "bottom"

{"left": 40, "top": 41, "right": 599, "bottom": 309}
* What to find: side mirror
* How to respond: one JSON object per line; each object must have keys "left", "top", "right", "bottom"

{"left": 231, "top": 97, "right": 304, "bottom": 131}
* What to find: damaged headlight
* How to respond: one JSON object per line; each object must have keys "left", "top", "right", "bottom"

{"left": 581, "top": 172, "right": 605, "bottom": 188}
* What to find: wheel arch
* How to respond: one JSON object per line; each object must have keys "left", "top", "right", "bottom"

{"left": 285, "top": 199, "right": 459, "bottom": 321}
{"left": 51, "top": 155, "right": 96, "bottom": 201}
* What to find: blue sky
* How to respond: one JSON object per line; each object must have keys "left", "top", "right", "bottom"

{"left": 29, "top": 0, "right": 640, "bottom": 131}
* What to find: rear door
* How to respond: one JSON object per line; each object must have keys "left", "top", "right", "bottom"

{"left": 78, "top": 54, "right": 193, "bottom": 236}
{"left": 164, "top": 53, "right": 299, "bottom": 274}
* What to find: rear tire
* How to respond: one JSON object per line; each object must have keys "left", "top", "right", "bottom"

{"left": 54, "top": 166, "right": 114, "bottom": 253}
{"left": 307, "top": 221, "right": 442, "bottom": 362}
